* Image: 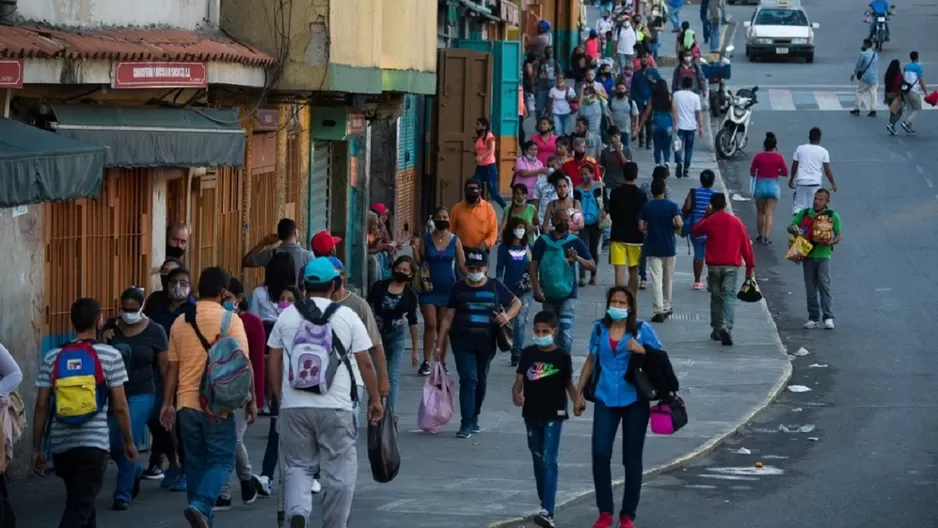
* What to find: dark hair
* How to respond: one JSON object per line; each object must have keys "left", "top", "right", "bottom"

{"left": 624, "top": 161, "right": 639, "bottom": 182}
{"left": 120, "top": 286, "right": 145, "bottom": 306}
{"left": 392, "top": 254, "right": 417, "bottom": 275}
{"left": 502, "top": 216, "right": 529, "bottom": 245}
{"left": 197, "top": 267, "right": 230, "bottom": 299}
{"left": 546, "top": 155, "right": 563, "bottom": 166}
{"left": 652, "top": 165, "right": 670, "bottom": 180}
{"left": 227, "top": 277, "right": 244, "bottom": 296}
{"left": 681, "top": 75, "right": 694, "bottom": 90}
{"left": 862, "top": 38, "right": 873, "bottom": 47}
{"left": 304, "top": 278, "right": 335, "bottom": 295}
{"left": 651, "top": 178, "right": 667, "bottom": 196}
{"left": 583, "top": 85, "right": 597, "bottom": 96}
{"left": 160, "top": 257, "right": 184, "bottom": 273}
{"left": 555, "top": 136, "right": 570, "bottom": 148}
{"left": 166, "top": 267, "right": 191, "bottom": 283}
{"left": 432, "top": 206, "right": 449, "bottom": 219}
{"left": 809, "top": 127, "right": 822, "bottom": 142}
{"left": 651, "top": 79, "right": 671, "bottom": 111}
{"left": 910, "top": 51, "right": 919, "bottom": 62}
{"left": 522, "top": 140, "right": 536, "bottom": 151}
{"left": 700, "top": 169, "right": 716, "bottom": 187}
{"left": 815, "top": 188, "right": 831, "bottom": 199}
{"left": 277, "top": 218, "right": 296, "bottom": 240}
{"left": 885, "top": 59, "right": 901, "bottom": 86}
{"left": 166, "top": 222, "right": 188, "bottom": 238}
{"left": 576, "top": 116, "right": 590, "bottom": 127}
{"left": 763, "top": 132, "right": 777, "bottom": 151}
{"left": 600, "top": 286, "right": 638, "bottom": 333}
{"left": 512, "top": 182, "right": 529, "bottom": 195}
{"left": 607, "top": 125, "right": 621, "bottom": 136}
{"left": 537, "top": 116, "right": 553, "bottom": 130}
{"left": 287, "top": 286, "right": 303, "bottom": 300}
{"left": 71, "top": 298, "right": 101, "bottom": 333}
{"left": 710, "top": 192, "right": 727, "bottom": 210}
{"left": 579, "top": 163, "right": 596, "bottom": 174}
{"left": 533, "top": 310, "right": 558, "bottom": 328}
{"left": 476, "top": 117, "right": 490, "bottom": 138}
{"left": 465, "top": 178, "right": 482, "bottom": 190}
{"left": 264, "top": 252, "right": 297, "bottom": 303}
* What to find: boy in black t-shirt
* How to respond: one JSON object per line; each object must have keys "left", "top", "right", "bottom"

{"left": 512, "top": 311, "right": 582, "bottom": 528}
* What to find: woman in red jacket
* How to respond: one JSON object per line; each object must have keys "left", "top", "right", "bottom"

{"left": 883, "top": 59, "right": 905, "bottom": 135}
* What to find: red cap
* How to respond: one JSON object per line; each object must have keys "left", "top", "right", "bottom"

{"left": 311, "top": 230, "right": 342, "bottom": 255}
{"left": 371, "top": 203, "right": 387, "bottom": 216}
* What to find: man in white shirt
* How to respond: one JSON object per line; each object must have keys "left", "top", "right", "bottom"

{"left": 267, "top": 257, "right": 382, "bottom": 528}
{"left": 596, "top": 9, "right": 615, "bottom": 50}
{"left": 788, "top": 127, "right": 838, "bottom": 214}
{"left": 672, "top": 76, "right": 704, "bottom": 179}
{"left": 900, "top": 51, "right": 928, "bottom": 135}
{"left": 613, "top": 18, "right": 638, "bottom": 74}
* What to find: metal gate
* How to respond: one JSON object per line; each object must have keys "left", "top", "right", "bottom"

{"left": 309, "top": 140, "right": 331, "bottom": 236}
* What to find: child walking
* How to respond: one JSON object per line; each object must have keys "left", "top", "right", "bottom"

{"left": 512, "top": 311, "right": 582, "bottom": 528}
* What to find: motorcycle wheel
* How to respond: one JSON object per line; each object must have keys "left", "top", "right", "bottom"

{"left": 716, "top": 128, "right": 738, "bottom": 159}
{"left": 875, "top": 31, "right": 884, "bottom": 51}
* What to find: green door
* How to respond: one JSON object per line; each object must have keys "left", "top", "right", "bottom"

{"left": 492, "top": 40, "right": 521, "bottom": 138}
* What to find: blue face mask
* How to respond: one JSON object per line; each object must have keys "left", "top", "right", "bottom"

{"left": 607, "top": 307, "right": 629, "bottom": 320}
{"left": 222, "top": 300, "right": 237, "bottom": 312}
{"left": 532, "top": 335, "right": 554, "bottom": 347}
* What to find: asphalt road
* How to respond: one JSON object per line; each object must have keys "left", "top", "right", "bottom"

{"left": 515, "top": 1, "right": 938, "bottom": 526}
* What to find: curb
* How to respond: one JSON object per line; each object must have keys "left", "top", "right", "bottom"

{"left": 486, "top": 65, "right": 791, "bottom": 528}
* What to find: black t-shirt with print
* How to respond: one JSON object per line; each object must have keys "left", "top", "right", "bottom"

{"left": 516, "top": 345, "right": 573, "bottom": 422}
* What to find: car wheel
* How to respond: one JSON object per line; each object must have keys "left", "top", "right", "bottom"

{"left": 745, "top": 45, "right": 750, "bottom": 58}
{"left": 806, "top": 53, "right": 814, "bottom": 63}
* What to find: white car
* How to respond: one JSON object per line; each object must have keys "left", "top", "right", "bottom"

{"left": 744, "top": 0, "right": 819, "bottom": 63}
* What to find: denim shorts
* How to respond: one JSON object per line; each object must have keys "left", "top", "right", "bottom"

{"left": 753, "top": 178, "right": 781, "bottom": 201}
{"left": 691, "top": 236, "right": 706, "bottom": 261}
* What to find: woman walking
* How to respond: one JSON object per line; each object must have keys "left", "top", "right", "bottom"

{"left": 637, "top": 79, "right": 677, "bottom": 166}
{"left": 367, "top": 256, "right": 420, "bottom": 411}
{"left": 543, "top": 177, "right": 584, "bottom": 236}
{"left": 416, "top": 206, "right": 467, "bottom": 372}
{"left": 513, "top": 141, "right": 549, "bottom": 194}
{"left": 531, "top": 118, "right": 558, "bottom": 165}
{"left": 474, "top": 117, "right": 507, "bottom": 208}
{"left": 884, "top": 59, "right": 905, "bottom": 135}
{"left": 497, "top": 217, "right": 534, "bottom": 367}
{"left": 749, "top": 132, "right": 788, "bottom": 244}
{"left": 575, "top": 286, "right": 663, "bottom": 528}
{"left": 499, "top": 183, "right": 539, "bottom": 243}
{"left": 249, "top": 252, "right": 297, "bottom": 331}
{"left": 576, "top": 164, "right": 605, "bottom": 286}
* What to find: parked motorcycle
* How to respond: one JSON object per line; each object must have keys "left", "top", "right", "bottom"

{"left": 866, "top": 4, "right": 895, "bottom": 52}
{"left": 715, "top": 86, "right": 759, "bottom": 159}
{"left": 701, "top": 46, "right": 735, "bottom": 118}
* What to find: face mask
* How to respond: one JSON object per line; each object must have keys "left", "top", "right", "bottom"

{"left": 574, "top": 151, "right": 585, "bottom": 160}
{"left": 533, "top": 335, "right": 554, "bottom": 347}
{"left": 170, "top": 284, "right": 190, "bottom": 301}
{"left": 121, "top": 310, "right": 143, "bottom": 325}
{"left": 607, "top": 307, "right": 630, "bottom": 320}
{"left": 467, "top": 271, "right": 485, "bottom": 282}
{"left": 222, "top": 300, "right": 237, "bottom": 312}
{"left": 466, "top": 190, "right": 481, "bottom": 203}
{"left": 476, "top": 127, "right": 485, "bottom": 134}
{"left": 166, "top": 245, "right": 184, "bottom": 259}
{"left": 514, "top": 197, "right": 527, "bottom": 206}
{"left": 585, "top": 96, "right": 596, "bottom": 104}
{"left": 554, "top": 220, "right": 569, "bottom": 233}
{"left": 277, "top": 300, "right": 291, "bottom": 313}
{"left": 525, "top": 153, "right": 536, "bottom": 161}
{"left": 435, "top": 219, "right": 450, "bottom": 230}
{"left": 513, "top": 228, "right": 527, "bottom": 240}
{"left": 392, "top": 271, "right": 411, "bottom": 283}
{"left": 582, "top": 174, "right": 592, "bottom": 183}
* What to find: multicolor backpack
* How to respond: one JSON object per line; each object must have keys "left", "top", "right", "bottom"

{"left": 288, "top": 300, "right": 358, "bottom": 402}
{"left": 51, "top": 340, "right": 109, "bottom": 425}
{"left": 185, "top": 309, "right": 253, "bottom": 418}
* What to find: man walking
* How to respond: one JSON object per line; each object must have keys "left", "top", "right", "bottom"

{"left": 612, "top": 16, "right": 638, "bottom": 74}
{"left": 631, "top": 56, "right": 660, "bottom": 149}
{"left": 691, "top": 193, "right": 755, "bottom": 346}
{"left": 672, "top": 76, "right": 704, "bottom": 179}
{"left": 450, "top": 179, "right": 499, "bottom": 253}
{"left": 706, "top": 0, "right": 726, "bottom": 53}
{"left": 638, "top": 179, "right": 683, "bottom": 322}
{"left": 851, "top": 39, "right": 878, "bottom": 117}
{"left": 789, "top": 127, "right": 837, "bottom": 215}
{"left": 900, "top": 51, "right": 928, "bottom": 135}
{"left": 606, "top": 162, "right": 647, "bottom": 293}
{"left": 789, "top": 189, "right": 841, "bottom": 330}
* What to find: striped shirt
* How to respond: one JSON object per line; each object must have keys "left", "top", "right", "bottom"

{"left": 690, "top": 187, "right": 715, "bottom": 241}
{"left": 35, "top": 343, "right": 128, "bottom": 455}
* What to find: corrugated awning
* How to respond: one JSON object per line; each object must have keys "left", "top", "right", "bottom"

{"left": 51, "top": 105, "right": 246, "bottom": 168}
{"left": 0, "top": 118, "right": 106, "bottom": 207}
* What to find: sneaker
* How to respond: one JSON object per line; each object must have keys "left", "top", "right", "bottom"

{"left": 456, "top": 427, "right": 473, "bottom": 438}
{"left": 533, "top": 509, "right": 556, "bottom": 527}
{"left": 241, "top": 478, "right": 259, "bottom": 505}
{"left": 823, "top": 318, "right": 835, "bottom": 329}
{"left": 901, "top": 121, "right": 914, "bottom": 135}
{"left": 693, "top": 282, "right": 704, "bottom": 290}
{"left": 288, "top": 514, "right": 307, "bottom": 528}
{"left": 619, "top": 515, "right": 636, "bottom": 528}
{"left": 710, "top": 329, "right": 721, "bottom": 341}
{"left": 849, "top": 109, "right": 860, "bottom": 116}
{"left": 254, "top": 474, "right": 272, "bottom": 497}
{"left": 593, "top": 512, "right": 616, "bottom": 528}
{"left": 169, "top": 474, "right": 187, "bottom": 492}
{"left": 868, "top": 111, "right": 877, "bottom": 117}
{"left": 803, "top": 320, "right": 819, "bottom": 329}
{"left": 160, "top": 467, "right": 181, "bottom": 489}
{"left": 471, "top": 422, "right": 482, "bottom": 434}
{"left": 310, "top": 478, "right": 322, "bottom": 494}
{"left": 645, "top": 143, "right": 651, "bottom": 150}
{"left": 141, "top": 467, "right": 164, "bottom": 480}
{"left": 184, "top": 506, "right": 210, "bottom": 528}
{"left": 417, "top": 361, "right": 431, "bottom": 376}
{"left": 213, "top": 496, "right": 232, "bottom": 512}
{"left": 112, "top": 499, "right": 130, "bottom": 511}
{"left": 675, "top": 162, "right": 683, "bottom": 178}
{"left": 719, "top": 329, "right": 734, "bottom": 346}
{"left": 639, "top": 280, "right": 647, "bottom": 290}
{"left": 886, "top": 123, "right": 897, "bottom": 135}
{"left": 651, "top": 313, "right": 667, "bottom": 323}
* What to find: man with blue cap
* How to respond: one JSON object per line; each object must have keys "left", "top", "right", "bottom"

{"left": 266, "top": 257, "right": 383, "bottom": 528}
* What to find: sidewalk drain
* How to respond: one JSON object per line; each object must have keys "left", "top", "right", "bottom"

{"left": 668, "top": 312, "right": 704, "bottom": 321}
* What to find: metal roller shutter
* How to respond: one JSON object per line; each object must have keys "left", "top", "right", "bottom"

{"left": 309, "top": 140, "right": 331, "bottom": 234}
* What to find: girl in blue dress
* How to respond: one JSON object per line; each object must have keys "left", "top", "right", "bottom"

{"left": 416, "top": 206, "right": 467, "bottom": 375}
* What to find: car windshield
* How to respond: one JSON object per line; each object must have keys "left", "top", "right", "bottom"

{"left": 755, "top": 9, "right": 809, "bottom": 26}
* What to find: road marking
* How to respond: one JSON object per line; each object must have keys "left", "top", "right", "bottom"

{"left": 699, "top": 474, "right": 760, "bottom": 481}
{"left": 925, "top": 178, "right": 933, "bottom": 189}
{"left": 813, "top": 91, "right": 843, "bottom": 111}
{"left": 767, "top": 89, "right": 796, "bottom": 111}
{"left": 708, "top": 466, "right": 785, "bottom": 476}
{"left": 918, "top": 165, "right": 925, "bottom": 174}
{"left": 907, "top": 151, "right": 914, "bottom": 159}
{"left": 875, "top": 287, "right": 892, "bottom": 292}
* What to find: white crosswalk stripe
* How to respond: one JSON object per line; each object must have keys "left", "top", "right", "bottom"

{"left": 727, "top": 87, "right": 938, "bottom": 112}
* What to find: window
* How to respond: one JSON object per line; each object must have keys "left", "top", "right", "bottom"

{"left": 754, "top": 9, "right": 809, "bottom": 26}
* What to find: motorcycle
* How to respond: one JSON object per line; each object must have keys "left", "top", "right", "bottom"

{"left": 866, "top": 5, "right": 895, "bottom": 52}
{"left": 700, "top": 45, "right": 735, "bottom": 118}
{"left": 715, "top": 86, "right": 759, "bottom": 159}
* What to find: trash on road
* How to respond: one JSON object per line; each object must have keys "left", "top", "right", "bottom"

{"left": 808, "top": 363, "right": 829, "bottom": 368}
{"left": 731, "top": 193, "right": 751, "bottom": 201}
{"left": 792, "top": 408, "right": 803, "bottom": 412}
{"left": 754, "top": 461, "right": 764, "bottom": 468}
{"left": 807, "top": 437, "right": 820, "bottom": 442}
{"left": 793, "top": 347, "right": 810, "bottom": 357}
{"left": 788, "top": 385, "right": 812, "bottom": 393}
{"left": 733, "top": 447, "right": 752, "bottom": 455}
{"left": 778, "top": 424, "right": 816, "bottom": 433}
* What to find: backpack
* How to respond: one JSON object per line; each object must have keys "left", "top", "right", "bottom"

{"left": 579, "top": 185, "right": 602, "bottom": 226}
{"left": 288, "top": 300, "right": 358, "bottom": 403}
{"left": 51, "top": 340, "right": 109, "bottom": 425}
{"left": 185, "top": 309, "right": 253, "bottom": 418}
{"left": 538, "top": 234, "right": 576, "bottom": 301}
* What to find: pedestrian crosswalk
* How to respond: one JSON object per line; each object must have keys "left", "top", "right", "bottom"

{"left": 727, "top": 87, "right": 938, "bottom": 112}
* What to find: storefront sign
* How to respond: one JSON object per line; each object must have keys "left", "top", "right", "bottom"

{"left": 0, "top": 60, "right": 24, "bottom": 89}
{"left": 499, "top": 0, "right": 520, "bottom": 26}
{"left": 112, "top": 62, "right": 208, "bottom": 89}
{"left": 347, "top": 111, "right": 366, "bottom": 135}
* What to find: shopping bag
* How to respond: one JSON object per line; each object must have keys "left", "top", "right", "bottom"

{"left": 786, "top": 235, "right": 813, "bottom": 263}
{"left": 811, "top": 215, "right": 834, "bottom": 244}
{"left": 417, "top": 362, "right": 455, "bottom": 434}
{"left": 673, "top": 137, "right": 683, "bottom": 153}
{"left": 736, "top": 276, "right": 763, "bottom": 303}
{"left": 367, "top": 398, "right": 401, "bottom": 484}
{"left": 925, "top": 90, "right": 938, "bottom": 106}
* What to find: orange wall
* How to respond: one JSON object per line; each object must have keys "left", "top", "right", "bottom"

{"left": 496, "top": 135, "right": 519, "bottom": 196}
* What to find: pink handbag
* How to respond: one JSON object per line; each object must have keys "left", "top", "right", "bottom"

{"left": 650, "top": 396, "right": 688, "bottom": 435}
{"left": 417, "top": 362, "right": 455, "bottom": 434}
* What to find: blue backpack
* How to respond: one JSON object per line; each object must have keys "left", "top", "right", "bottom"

{"left": 51, "top": 340, "right": 109, "bottom": 425}
{"left": 538, "top": 234, "right": 576, "bottom": 301}
{"left": 579, "top": 185, "right": 602, "bottom": 226}
{"left": 185, "top": 309, "right": 253, "bottom": 418}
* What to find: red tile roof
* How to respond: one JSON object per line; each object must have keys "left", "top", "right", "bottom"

{"left": 0, "top": 24, "right": 275, "bottom": 67}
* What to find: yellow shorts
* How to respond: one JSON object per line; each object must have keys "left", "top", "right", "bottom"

{"left": 609, "top": 242, "right": 642, "bottom": 267}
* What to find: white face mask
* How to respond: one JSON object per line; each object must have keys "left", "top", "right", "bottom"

{"left": 121, "top": 310, "right": 143, "bottom": 325}
{"left": 513, "top": 228, "right": 527, "bottom": 240}
{"left": 467, "top": 271, "right": 486, "bottom": 282}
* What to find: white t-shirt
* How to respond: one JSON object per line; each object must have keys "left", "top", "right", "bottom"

{"left": 267, "top": 297, "right": 373, "bottom": 411}
{"left": 673, "top": 90, "right": 701, "bottom": 131}
{"left": 615, "top": 26, "right": 637, "bottom": 55}
{"left": 792, "top": 144, "right": 830, "bottom": 186}
{"left": 249, "top": 286, "right": 279, "bottom": 323}
{"left": 903, "top": 62, "right": 925, "bottom": 94}
{"left": 548, "top": 86, "right": 574, "bottom": 115}
{"left": 596, "top": 17, "right": 615, "bottom": 38}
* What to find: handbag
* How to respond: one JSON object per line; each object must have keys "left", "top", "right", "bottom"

{"left": 736, "top": 276, "right": 763, "bottom": 303}
{"left": 650, "top": 396, "right": 688, "bottom": 435}
{"left": 412, "top": 261, "right": 433, "bottom": 294}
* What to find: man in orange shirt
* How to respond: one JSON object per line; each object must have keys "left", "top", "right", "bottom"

{"left": 450, "top": 179, "right": 499, "bottom": 255}
{"left": 160, "top": 267, "right": 257, "bottom": 528}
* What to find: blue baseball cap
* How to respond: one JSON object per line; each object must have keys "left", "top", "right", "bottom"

{"left": 327, "top": 256, "right": 344, "bottom": 271}
{"left": 303, "top": 257, "right": 340, "bottom": 285}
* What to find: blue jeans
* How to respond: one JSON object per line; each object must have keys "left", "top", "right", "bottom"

{"left": 474, "top": 164, "right": 507, "bottom": 208}
{"left": 669, "top": 6, "right": 682, "bottom": 31}
{"left": 381, "top": 326, "right": 406, "bottom": 411}
{"left": 511, "top": 292, "right": 533, "bottom": 361}
{"left": 619, "top": 131, "right": 631, "bottom": 149}
{"left": 261, "top": 399, "right": 279, "bottom": 478}
{"left": 540, "top": 296, "right": 577, "bottom": 353}
{"left": 709, "top": 21, "right": 722, "bottom": 52}
{"left": 592, "top": 399, "right": 650, "bottom": 519}
{"left": 639, "top": 246, "right": 648, "bottom": 281}
{"left": 553, "top": 113, "right": 572, "bottom": 136}
{"left": 179, "top": 409, "right": 237, "bottom": 525}
{"left": 691, "top": 235, "right": 706, "bottom": 261}
{"left": 536, "top": 87, "right": 551, "bottom": 119}
{"left": 108, "top": 392, "right": 154, "bottom": 502}
{"left": 452, "top": 340, "right": 495, "bottom": 429}
{"left": 651, "top": 124, "right": 673, "bottom": 165}
{"left": 802, "top": 257, "right": 833, "bottom": 321}
{"left": 702, "top": 18, "right": 711, "bottom": 43}
{"left": 674, "top": 129, "right": 696, "bottom": 168}
{"left": 526, "top": 420, "right": 564, "bottom": 515}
